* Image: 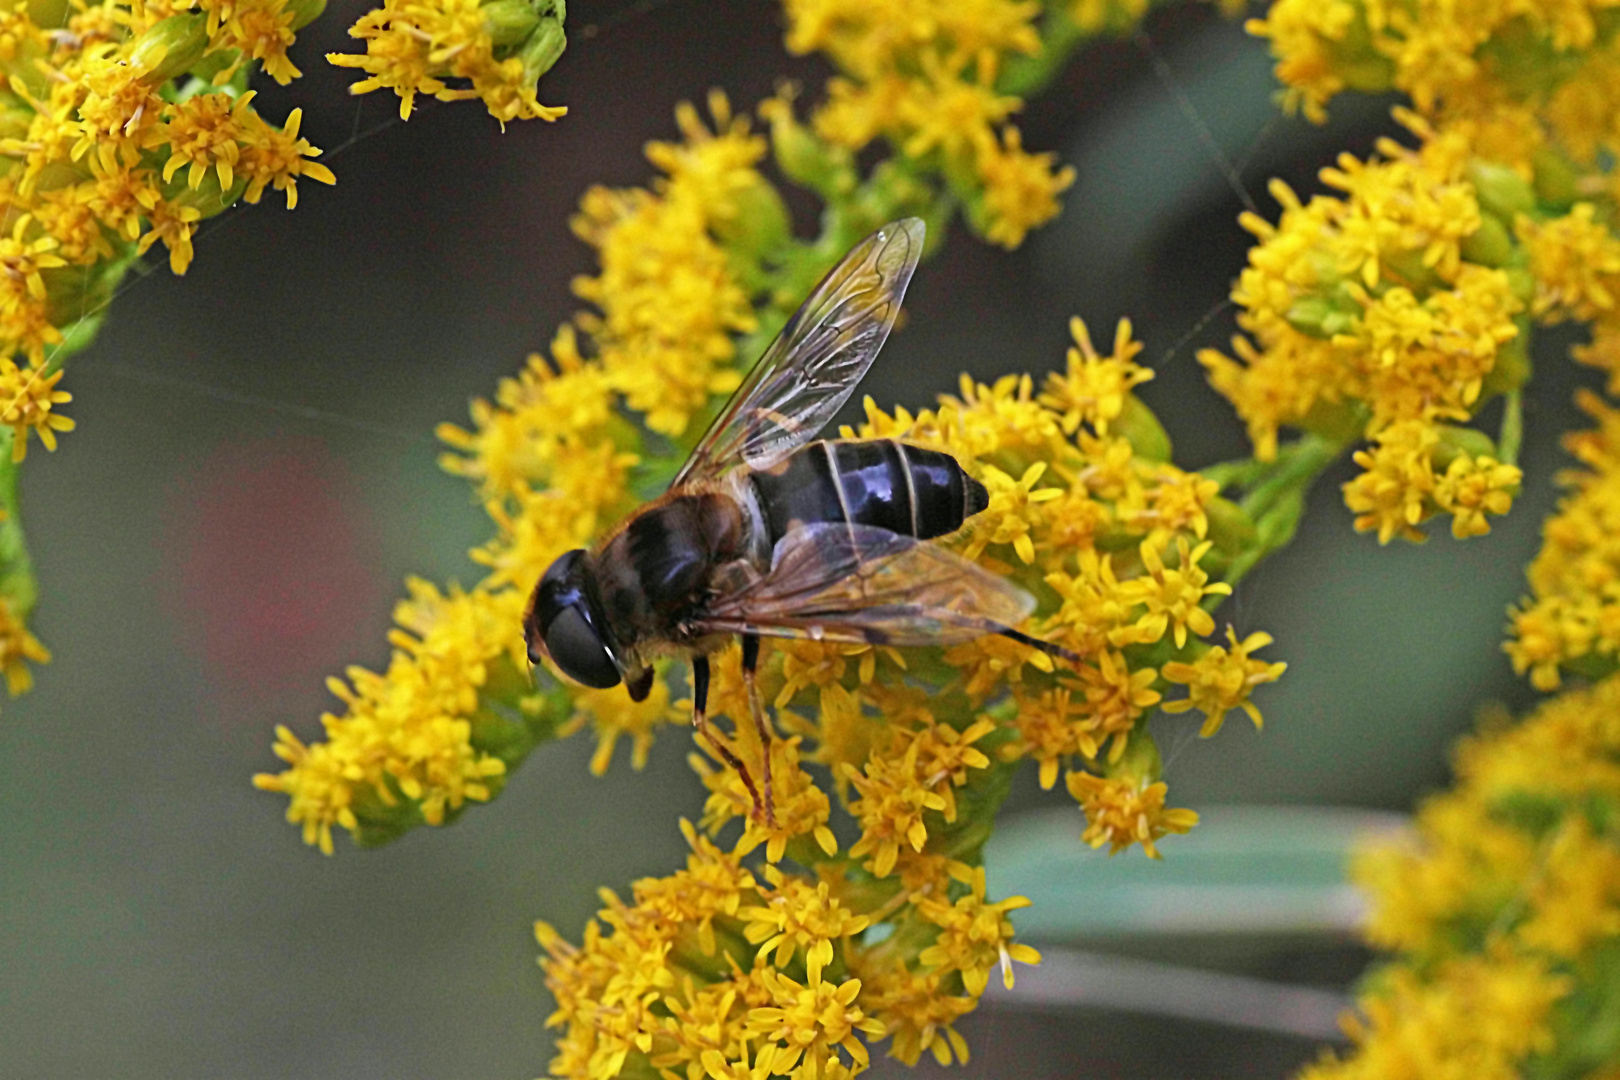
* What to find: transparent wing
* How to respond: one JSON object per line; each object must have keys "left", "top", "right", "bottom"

{"left": 697, "top": 522, "right": 1035, "bottom": 646}
{"left": 670, "top": 218, "right": 925, "bottom": 489}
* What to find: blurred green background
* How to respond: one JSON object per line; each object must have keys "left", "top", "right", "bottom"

{"left": 0, "top": 2, "right": 1596, "bottom": 1077}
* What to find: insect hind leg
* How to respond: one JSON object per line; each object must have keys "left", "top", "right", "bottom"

{"left": 740, "top": 634, "right": 777, "bottom": 828}
{"left": 690, "top": 655, "right": 768, "bottom": 823}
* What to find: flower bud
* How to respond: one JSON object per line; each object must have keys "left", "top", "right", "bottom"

{"left": 1114, "top": 395, "right": 1171, "bottom": 463}
{"left": 762, "top": 96, "right": 855, "bottom": 197}
{"left": 284, "top": 0, "right": 327, "bottom": 31}
{"left": 1107, "top": 727, "right": 1163, "bottom": 786}
{"left": 1204, "top": 495, "right": 1257, "bottom": 562}
{"left": 1286, "top": 292, "right": 1360, "bottom": 338}
{"left": 127, "top": 14, "right": 208, "bottom": 84}
{"left": 1460, "top": 213, "right": 1514, "bottom": 268}
{"left": 712, "top": 177, "right": 790, "bottom": 266}
{"left": 1431, "top": 424, "right": 1500, "bottom": 470}
{"left": 1467, "top": 160, "right": 1535, "bottom": 221}
{"left": 482, "top": 0, "right": 541, "bottom": 47}
{"left": 1480, "top": 330, "right": 1530, "bottom": 397}
{"left": 1531, "top": 148, "right": 1577, "bottom": 211}
{"left": 516, "top": 6, "right": 566, "bottom": 82}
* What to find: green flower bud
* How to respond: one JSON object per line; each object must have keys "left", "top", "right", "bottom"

{"left": 517, "top": 10, "right": 566, "bottom": 81}
{"left": 1286, "top": 293, "right": 1360, "bottom": 338}
{"left": 164, "top": 167, "right": 248, "bottom": 217}
{"left": 713, "top": 177, "right": 791, "bottom": 268}
{"left": 765, "top": 99, "right": 855, "bottom": 197}
{"left": 1325, "top": 13, "right": 1396, "bottom": 93}
{"left": 1114, "top": 394, "right": 1171, "bottom": 463}
{"left": 1468, "top": 160, "right": 1536, "bottom": 221}
{"left": 1430, "top": 424, "right": 1499, "bottom": 470}
{"left": 482, "top": 0, "right": 541, "bottom": 48}
{"left": 128, "top": 13, "right": 209, "bottom": 84}
{"left": 0, "top": 95, "right": 36, "bottom": 143}
{"left": 1480, "top": 326, "right": 1530, "bottom": 397}
{"left": 1531, "top": 148, "right": 1578, "bottom": 211}
{"left": 1108, "top": 727, "right": 1164, "bottom": 786}
{"left": 284, "top": 0, "right": 327, "bottom": 32}
{"left": 1204, "top": 495, "right": 1258, "bottom": 562}
{"left": 1460, "top": 214, "right": 1514, "bottom": 268}
{"left": 1252, "top": 487, "right": 1304, "bottom": 553}
{"left": 1298, "top": 396, "right": 1367, "bottom": 446}
{"left": 26, "top": 0, "right": 69, "bottom": 31}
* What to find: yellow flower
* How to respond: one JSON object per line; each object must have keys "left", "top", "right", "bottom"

{"left": 1433, "top": 452, "right": 1520, "bottom": 539}
{"left": 0, "top": 360, "right": 73, "bottom": 461}
{"left": 1123, "top": 536, "right": 1230, "bottom": 648}
{"left": 1505, "top": 390, "right": 1620, "bottom": 687}
{"left": 1040, "top": 316, "right": 1153, "bottom": 436}
{"left": 746, "top": 967, "right": 884, "bottom": 1080}
{"left": 252, "top": 582, "right": 522, "bottom": 849}
{"left": 571, "top": 96, "right": 761, "bottom": 437}
{"left": 739, "top": 864, "right": 871, "bottom": 982}
{"left": 238, "top": 107, "right": 337, "bottom": 210}
{"left": 1161, "top": 627, "right": 1286, "bottom": 736}
{"left": 1200, "top": 120, "right": 1523, "bottom": 532}
{"left": 695, "top": 733, "right": 838, "bottom": 864}
{"left": 329, "top": 0, "right": 568, "bottom": 124}
{"left": 1303, "top": 950, "right": 1573, "bottom": 1080}
{"left": 1342, "top": 420, "right": 1440, "bottom": 544}
{"left": 851, "top": 959, "right": 975, "bottom": 1067}
{"left": 1521, "top": 202, "right": 1620, "bottom": 322}
{"left": 913, "top": 862, "right": 1040, "bottom": 996}
{"left": 965, "top": 460, "right": 1061, "bottom": 564}
{"left": 0, "top": 594, "right": 49, "bottom": 697}
{"left": 1065, "top": 770, "right": 1199, "bottom": 858}
{"left": 1006, "top": 685, "right": 1082, "bottom": 789}
{"left": 844, "top": 733, "right": 951, "bottom": 878}
{"left": 1071, "top": 647, "right": 1160, "bottom": 763}
{"left": 569, "top": 673, "right": 681, "bottom": 775}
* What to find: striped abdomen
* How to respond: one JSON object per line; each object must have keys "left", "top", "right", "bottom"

{"left": 747, "top": 440, "right": 989, "bottom": 549}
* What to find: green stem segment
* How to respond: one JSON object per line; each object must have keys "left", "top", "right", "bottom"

{"left": 0, "top": 433, "right": 36, "bottom": 619}
{"left": 1499, "top": 388, "right": 1523, "bottom": 467}
{"left": 1215, "top": 434, "right": 1347, "bottom": 586}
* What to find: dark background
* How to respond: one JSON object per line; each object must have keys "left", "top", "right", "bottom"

{"left": 0, "top": 2, "right": 1590, "bottom": 1076}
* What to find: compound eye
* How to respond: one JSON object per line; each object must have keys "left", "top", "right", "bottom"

{"left": 543, "top": 606, "right": 621, "bottom": 689}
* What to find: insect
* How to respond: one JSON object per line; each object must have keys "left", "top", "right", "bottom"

{"left": 524, "top": 218, "right": 1077, "bottom": 824}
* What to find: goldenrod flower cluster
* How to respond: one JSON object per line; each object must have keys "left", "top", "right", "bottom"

{"left": 1301, "top": 675, "right": 1620, "bottom": 1080}
{"left": 525, "top": 303, "right": 1284, "bottom": 1075}
{"left": 0, "top": 0, "right": 338, "bottom": 717}
{"left": 1246, "top": 0, "right": 1620, "bottom": 687}
{"left": 329, "top": 0, "right": 567, "bottom": 124}
{"left": 1233, "top": 1, "right": 1620, "bottom": 553}
{"left": 0, "top": 0, "right": 332, "bottom": 455}
{"left": 1234, "top": 3, "right": 1620, "bottom": 1075}
{"left": 781, "top": 0, "right": 1074, "bottom": 248}
{"left": 258, "top": 8, "right": 1291, "bottom": 1064}
{"left": 1198, "top": 115, "right": 1528, "bottom": 545}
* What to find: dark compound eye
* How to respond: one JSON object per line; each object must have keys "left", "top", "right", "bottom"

{"left": 543, "top": 605, "right": 621, "bottom": 689}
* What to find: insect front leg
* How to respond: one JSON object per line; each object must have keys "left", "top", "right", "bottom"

{"left": 691, "top": 655, "right": 766, "bottom": 823}
{"left": 740, "top": 634, "right": 777, "bottom": 828}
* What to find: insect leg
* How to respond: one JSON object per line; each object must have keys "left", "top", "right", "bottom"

{"left": 691, "top": 655, "right": 766, "bottom": 822}
{"left": 995, "top": 626, "right": 1081, "bottom": 665}
{"left": 740, "top": 634, "right": 777, "bottom": 828}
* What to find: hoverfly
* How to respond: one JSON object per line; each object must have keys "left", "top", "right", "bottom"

{"left": 525, "top": 218, "right": 1076, "bottom": 824}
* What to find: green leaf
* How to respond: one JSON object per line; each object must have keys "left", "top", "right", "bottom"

{"left": 985, "top": 804, "right": 1408, "bottom": 939}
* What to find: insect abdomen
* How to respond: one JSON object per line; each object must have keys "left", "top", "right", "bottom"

{"left": 748, "top": 440, "right": 988, "bottom": 546}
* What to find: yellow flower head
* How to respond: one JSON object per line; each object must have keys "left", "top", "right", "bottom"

{"left": 1065, "top": 770, "right": 1199, "bottom": 858}
{"left": 329, "top": 0, "right": 568, "bottom": 124}
{"left": 1161, "top": 627, "right": 1286, "bottom": 736}
{"left": 913, "top": 862, "right": 1040, "bottom": 996}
